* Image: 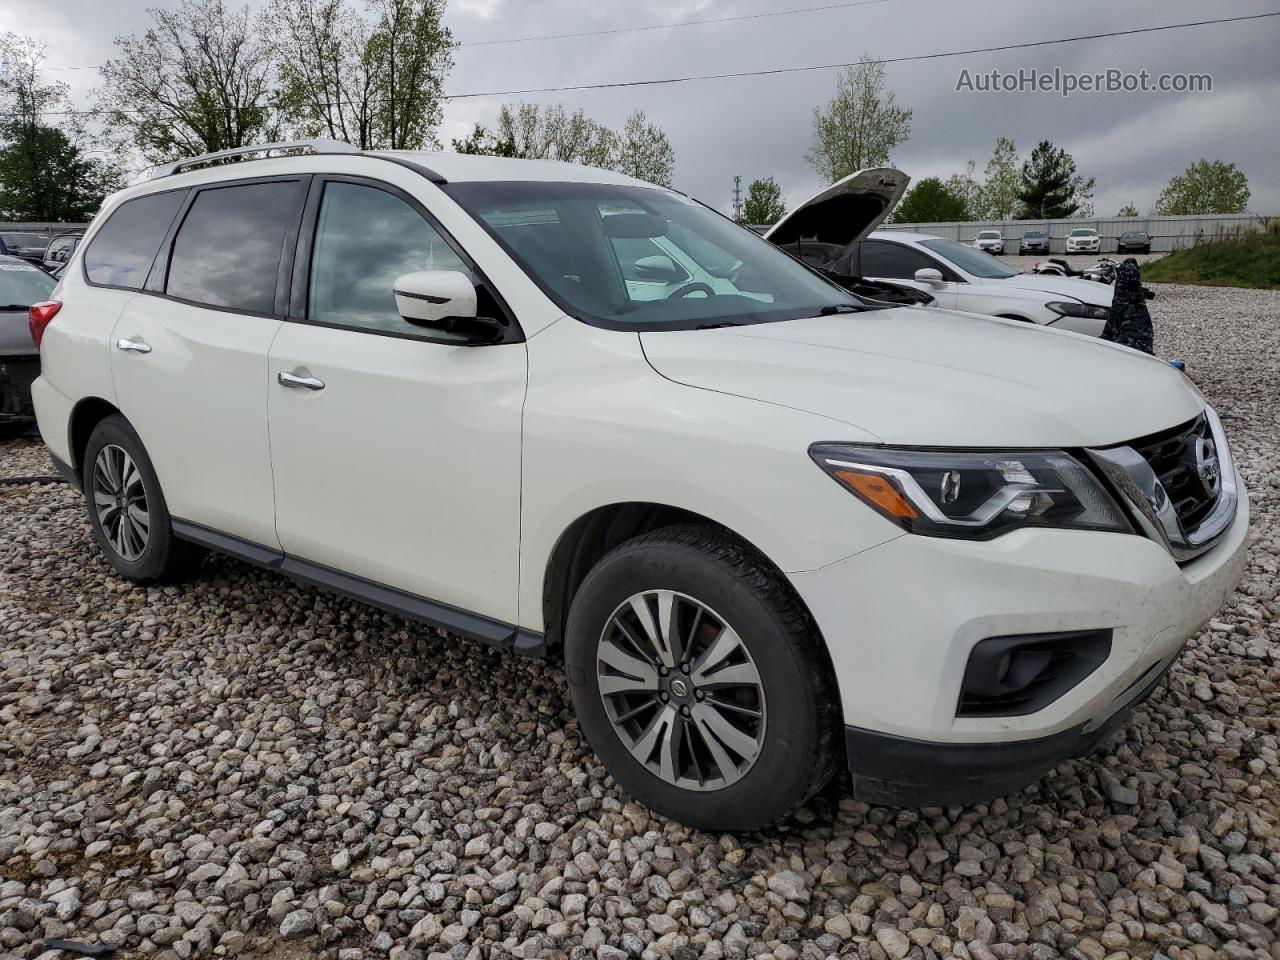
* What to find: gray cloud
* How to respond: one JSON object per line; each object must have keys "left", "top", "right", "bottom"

{"left": 5, "top": 0, "right": 1277, "bottom": 216}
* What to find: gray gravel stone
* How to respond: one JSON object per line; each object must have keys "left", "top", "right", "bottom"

{"left": 1, "top": 280, "right": 1278, "bottom": 960}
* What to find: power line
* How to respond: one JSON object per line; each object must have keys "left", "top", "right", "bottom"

{"left": 8, "top": 11, "right": 1277, "bottom": 119}
{"left": 456, "top": 0, "right": 892, "bottom": 47}
{"left": 443, "top": 11, "right": 1280, "bottom": 100}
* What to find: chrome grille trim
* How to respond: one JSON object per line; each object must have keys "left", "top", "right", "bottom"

{"left": 1086, "top": 406, "right": 1237, "bottom": 563}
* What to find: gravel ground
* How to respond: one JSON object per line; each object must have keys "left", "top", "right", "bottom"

{"left": 2, "top": 282, "right": 1278, "bottom": 960}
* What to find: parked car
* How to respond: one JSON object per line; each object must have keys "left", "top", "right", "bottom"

{"left": 31, "top": 141, "right": 1248, "bottom": 828}
{"left": 767, "top": 173, "right": 1115, "bottom": 336}
{"left": 973, "top": 229, "right": 1005, "bottom": 255}
{"left": 1, "top": 254, "right": 56, "bottom": 430}
{"left": 42, "top": 232, "right": 83, "bottom": 272}
{"left": 1117, "top": 230, "right": 1152, "bottom": 254}
{"left": 0, "top": 231, "right": 51, "bottom": 265}
{"left": 1065, "top": 228, "right": 1101, "bottom": 253}
{"left": 1020, "top": 230, "right": 1051, "bottom": 254}
{"left": 764, "top": 170, "right": 934, "bottom": 308}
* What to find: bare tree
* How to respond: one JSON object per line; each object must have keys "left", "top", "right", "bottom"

{"left": 97, "top": 0, "right": 275, "bottom": 162}
{"left": 805, "top": 57, "right": 911, "bottom": 183}
{"left": 269, "top": 0, "right": 454, "bottom": 151}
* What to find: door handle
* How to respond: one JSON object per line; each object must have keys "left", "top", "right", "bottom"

{"left": 277, "top": 371, "right": 325, "bottom": 391}
{"left": 116, "top": 338, "right": 151, "bottom": 354}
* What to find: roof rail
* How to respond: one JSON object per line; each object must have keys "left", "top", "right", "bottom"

{"left": 151, "top": 139, "right": 361, "bottom": 179}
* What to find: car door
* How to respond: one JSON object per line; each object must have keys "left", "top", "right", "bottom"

{"left": 857, "top": 239, "right": 962, "bottom": 308}
{"left": 110, "top": 176, "right": 308, "bottom": 548}
{"left": 267, "top": 176, "right": 526, "bottom": 625}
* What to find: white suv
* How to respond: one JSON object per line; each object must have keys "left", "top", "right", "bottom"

{"left": 1066, "top": 227, "right": 1102, "bottom": 253}
{"left": 30, "top": 141, "right": 1248, "bottom": 829}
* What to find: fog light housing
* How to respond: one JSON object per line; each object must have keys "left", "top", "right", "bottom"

{"left": 957, "top": 630, "right": 1112, "bottom": 718}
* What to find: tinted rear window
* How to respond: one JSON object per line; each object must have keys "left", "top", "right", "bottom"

{"left": 166, "top": 180, "right": 302, "bottom": 314}
{"left": 0, "top": 260, "right": 56, "bottom": 306}
{"left": 84, "top": 191, "right": 187, "bottom": 289}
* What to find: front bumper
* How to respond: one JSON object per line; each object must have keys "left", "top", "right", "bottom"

{"left": 789, "top": 473, "right": 1249, "bottom": 803}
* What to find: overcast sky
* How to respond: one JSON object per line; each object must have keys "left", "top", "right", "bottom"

{"left": 4, "top": 0, "right": 1278, "bottom": 217}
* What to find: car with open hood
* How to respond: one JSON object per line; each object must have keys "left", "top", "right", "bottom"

{"left": 31, "top": 141, "right": 1248, "bottom": 829}
{"left": 766, "top": 169, "right": 1115, "bottom": 336}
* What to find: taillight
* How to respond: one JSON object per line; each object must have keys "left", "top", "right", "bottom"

{"left": 29, "top": 301, "right": 62, "bottom": 349}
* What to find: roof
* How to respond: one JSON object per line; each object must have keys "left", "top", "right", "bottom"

{"left": 869, "top": 230, "right": 944, "bottom": 243}
{"left": 371, "top": 151, "right": 651, "bottom": 187}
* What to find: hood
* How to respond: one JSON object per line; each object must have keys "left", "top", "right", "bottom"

{"left": 997, "top": 272, "right": 1113, "bottom": 305}
{"left": 640, "top": 308, "right": 1202, "bottom": 448}
{"left": 764, "top": 168, "right": 909, "bottom": 250}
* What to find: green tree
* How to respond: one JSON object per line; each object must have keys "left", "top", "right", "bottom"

{"left": 1155, "top": 159, "right": 1250, "bottom": 215}
{"left": 1117, "top": 202, "right": 1140, "bottom": 217}
{"left": 1015, "top": 140, "right": 1093, "bottom": 220}
{"left": 450, "top": 123, "right": 516, "bottom": 157}
{"left": 483, "top": 102, "right": 676, "bottom": 185}
{"left": 0, "top": 33, "right": 122, "bottom": 220}
{"left": 979, "top": 136, "right": 1019, "bottom": 220}
{"left": 943, "top": 159, "right": 982, "bottom": 221}
{"left": 805, "top": 56, "right": 911, "bottom": 183}
{"left": 268, "top": 0, "right": 454, "bottom": 151}
{"left": 613, "top": 110, "right": 674, "bottom": 187}
{"left": 97, "top": 0, "right": 276, "bottom": 162}
{"left": 889, "top": 177, "right": 968, "bottom": 224}
{"left": 741, "top": 177, "right": 786, "bottom": 225}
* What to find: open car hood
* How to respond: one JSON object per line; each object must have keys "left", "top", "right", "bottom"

{"left": 764, "top": 167, "right": 909, "bottom": 251}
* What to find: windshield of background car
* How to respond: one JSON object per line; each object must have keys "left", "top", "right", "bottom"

{"left": 918, "top": 237, "right": 1021, "bottom": 279}
{"left": 1070, "top": 229, "right": 1096, "bottom": 237}
{"left": 2, "top": 233, "right": 44, "bottom": 248}
{"left": 977, "top": 231, "right": 1000, "bottom": 239}
{"left": 441, "top": 180, "right": 867, "bottom": 331}
{"left": 0, "top": 260, "right": 56, "bottom": 306}
{"left": 1025, "top": 231, "right": 1047, "bottom": 238}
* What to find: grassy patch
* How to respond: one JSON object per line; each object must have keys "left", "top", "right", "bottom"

{"left": 1143, "top": 221, "right": 1280, "bottom": 289}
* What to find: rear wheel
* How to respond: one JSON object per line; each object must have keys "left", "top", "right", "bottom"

{"left": 565, "top": 526, "right": 839, "bottom": 830}
{"left": 83, "top": 415, "right": 198, "bottom": 583}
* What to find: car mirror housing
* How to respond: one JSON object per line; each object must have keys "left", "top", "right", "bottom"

{"left": 914, "top": 267, "right": 946, "bottom": 287}
{"left": 393, "top": 270, "right": 504, "bottom": 344}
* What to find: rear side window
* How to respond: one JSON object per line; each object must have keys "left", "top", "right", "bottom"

{"left": 84, "top": 191, "right": 186, "bottom": 289}
{"left": 167, "top": 180, "right": 303, "bottom": 314}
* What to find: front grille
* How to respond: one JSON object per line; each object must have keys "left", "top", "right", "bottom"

{"left": 0, "top": 358, "right": 39, "bottom": 419}
{"left": 1130, "top": 414, "right": 1219, "bottom": 530}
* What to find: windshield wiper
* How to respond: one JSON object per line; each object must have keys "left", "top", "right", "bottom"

{"left": 695, "top": 321, "right": 747, "bottom": 330}
{"left": 819, "top": 303, "right": 861, "bottom": 315}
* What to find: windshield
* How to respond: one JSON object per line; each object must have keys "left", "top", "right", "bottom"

{"left": 1025, "top": 231, "right": 1047, "bottom": 238}
{"left": 1070, "top": 229, "right": 1096, "bottom": 237}
{"left": 0, "top": 260, "right": 56, "bottom": 306}
{"left": 977, "top": 231, "right": 1000, "bottom": 239}
{"left": 441, "top": 181, "right": 867, "bottom": 331}
{"left": 918, "top": 237, "right": 1020, "bottom": 278}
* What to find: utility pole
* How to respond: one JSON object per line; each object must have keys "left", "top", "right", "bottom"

{"left": 732, "top": 175, "right": 743, "bottom": 222}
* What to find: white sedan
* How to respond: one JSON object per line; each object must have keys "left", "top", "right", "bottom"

{"left": 767, "top": 170, "right": 1114, "bottom": 336}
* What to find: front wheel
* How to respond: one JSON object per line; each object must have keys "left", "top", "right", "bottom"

{"left": 565, "top": 526, "right": 839, "bottom": 830}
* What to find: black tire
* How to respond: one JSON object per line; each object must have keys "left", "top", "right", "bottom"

{"left": 82, "top": 414, "right": 198, "bottom": 584}
{"left": 564, "top": 525, "right": 840, "bottom": 830}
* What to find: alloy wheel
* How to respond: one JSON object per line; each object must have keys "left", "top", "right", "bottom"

{"left": 596, "top": 590, "right": 766, "bottom": 791}
{"left": 92, "top": 444, "right": 150, "bottom": 561}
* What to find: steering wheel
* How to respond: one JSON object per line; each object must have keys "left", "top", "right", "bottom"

{"left": 666, "top": 281, "right": 715, "bottom": 299}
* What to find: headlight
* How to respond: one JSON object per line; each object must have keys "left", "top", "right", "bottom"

{"left": 810, "top": 444, "right": 1131, "bottom": 539}
{"left": 1047, "top": 301, "right": 1109, "bottom": 321}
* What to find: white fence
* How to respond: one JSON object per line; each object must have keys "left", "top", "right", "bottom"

{"left": 878, "top": 213, "right": 1273, "bottom": 254}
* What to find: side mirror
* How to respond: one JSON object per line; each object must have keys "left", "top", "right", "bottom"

{"left": 914, "top": 267, "right": 946, "bottom": 288}
{"left": 393, "top": 270, "right": 502, "bottom": 344}
{"left": 633, "top": 254, "right": 683, "bottom": 283}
